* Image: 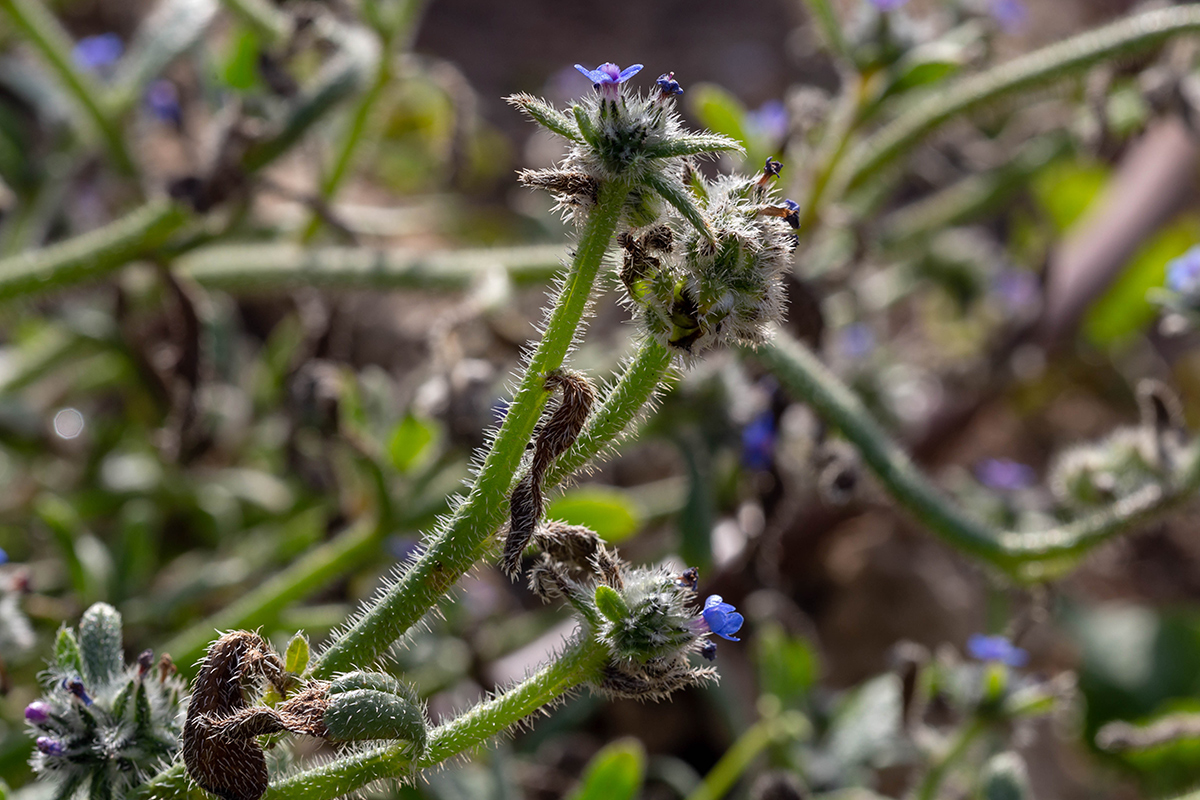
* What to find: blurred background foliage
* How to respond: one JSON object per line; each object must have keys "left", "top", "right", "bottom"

{"left": 6, "top": 0, "right": 1200, "bottom": 798}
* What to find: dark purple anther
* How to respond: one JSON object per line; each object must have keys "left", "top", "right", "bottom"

{"left": 676, "top": 567, "right": 699, "bottom": 592}
{"left": 699, "top": 640, "right": 718, "bottom": 661}
{"left": 25, "top": 700, "right": 51, "bottom": 724}
{"left": 63, "top": 677, "right": 92, "bottom": 706}
{"left": 36, "top": 736, "right": 65, "bottom": 756}
{"left": 137, "top": 649, "right": 154, "bottom": 677}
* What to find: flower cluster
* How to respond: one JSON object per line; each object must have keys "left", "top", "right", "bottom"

{"left": 25, "top": 603, "right": 186, "bottom": 800}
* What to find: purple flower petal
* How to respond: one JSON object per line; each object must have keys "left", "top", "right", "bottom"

{"left": 967, "top": 633, "right": 1028, "bottom": 667}
{"left": 702, "top": 594, "right": 744, "bottom": 641}
{"left": 25, "top": 700, "right": 51, "bottom": 724}
{"left": 617, "top": 64, "right": 644, "bottom": 82}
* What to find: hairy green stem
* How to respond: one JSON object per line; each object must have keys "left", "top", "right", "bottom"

{"left": 750, "top": 330, "right": 1200, "bottom": 575}
{"left": 176, "top": 242, "right": 566, "bottom": 291}
{"left": 0, "top": 200, "right": 188, "bottom": 303}
{"left": 262, "top": 633, "right": 608, "bottom": 800}
{"left": 0, "top": 0, "right": 135, "bottom": 175}
{"left": 310, "top": 179, "right": 629, "bottom": 678}
{"left": 833, "top": 5, "right": 1200, "bottom": 195}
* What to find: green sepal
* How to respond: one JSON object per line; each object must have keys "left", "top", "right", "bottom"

{"left": 594, "top": 585, "right": 629, "bottom": 623}
{"left": 329, "top": 670, "right": 409, "bottom": 697}
{"left": 506, "top": 93, "right": 582, "bottom": 142}
{"left": 79, "top": 603, "right": 123, "bottom": 690}
{"left": 55, "top": 626, "right": 84, "bottom": 677}
{"left": 323, "top": 688, "right": 427, "bottom": 752}
{"left": 572, "top": 105, "right": 601, "bottom": 148}
{"left": 112, "top": 680, "right": 135, "bottom": 721}
{"left": 641, "top": 133, "right": 744, "bottom": 161}
{"left": 134, "top": 680, "right": 155, "bottom": 737}
{"left": 643, "top": 171, "right": 713, "bottom": 242}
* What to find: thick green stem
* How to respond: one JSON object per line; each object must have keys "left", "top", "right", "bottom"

{"left": 176, "top": 242, "right": 566, "bottom": 291}
{"left": 750, "top": 330, "right": 1200, "bottom": 575}
{"left": 311, "top": 180, "right": 628, "bottom": 678}
{"left": 0, "top": 200, "right": 189, "bottom": 303}
{"left": 0, "top": 0, "right": 135, "bottom": 175}
{"left": 262, "top": 633, "right": 608, "bottom": 800}
{"left": 833, "top": 5, "right": 1200, "bottom": 195}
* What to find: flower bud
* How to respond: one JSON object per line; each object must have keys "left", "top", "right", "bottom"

{"left": 24, "top": 700, "right": 50, "bottom": 724}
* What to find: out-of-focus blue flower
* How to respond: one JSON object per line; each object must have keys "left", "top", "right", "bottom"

{"left": 975, "top": 458, "right": 1035, "bottom": 491}
{"left": 25, "top": 700, "right": 50, "bottom": 724}
{"left": 36, "top": 736, "right": 64, "bottom": 756}
{"left": 746, "top": 100, "right": 787, "bottom": 144}
{"left": 869, "top": 0, "right": 909, "bottom": 10}
{"left": 967, "top": 633, "right": 1028, "bottom": 667}
{"left": 63, "top": 677, "right": 93, "bottom": 706}
{"left": 656, "top": 72, "right": 683, "bottom": 97}
{"left": 741, "top": 411, "right": 776, "bottom": 471}
{"left": 145, "top": 79, "right": 182, "bottom": 126}
{"left": 990, "top": 0, "right": 1028, "bottom": 33}
{"left": 1167, "top": 246, "right": 1200, "bottom": 295}
{"left": 837, "top": 323, "right": 875, "bottom": 360}
{"left": 702, "top": 595, "right": 744, "bottom": 641}
{"left": 0, "top": 547, "right": 7, "bottom": 565}
{"left": 992, "top": 270, "right": 1040, "bottom": 314}
{"left": 72, "top": 33, "right": 123, "bottom": 74}
{"left": 574, "top": 62, "right": 643, "bottom": 100}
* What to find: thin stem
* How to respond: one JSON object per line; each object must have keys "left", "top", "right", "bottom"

{"left": 176, "top": 242, "right": 566, "bottom": 291}
{"left": 262, "top": 633, "right": 608, "bottom": 800}
{"left": 0, "top": 200, "right": 188, "bottom": 303}
{"left": 310, "top": 179, "right": 629, "bottom": 678}
{"left": 684, "top": 711, "right": 808, "bottom": 800}
{"left": 749, "top": 330, "right": 1200, "bottom": 575}
{"left": 833, "top": 5, "right": 1200, "bottom": 195}
{"left": 0, "top": 0, "right": 135, "bottom": 175}
{"left": 915, "top": 717, "right": 988, "bottom": 800}
{"left": 794, "top": 73, "right": 866, "bottom": 236}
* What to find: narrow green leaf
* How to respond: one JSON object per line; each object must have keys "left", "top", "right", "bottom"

{"left": 644, "top": 170, "right": 712, "bottom": 242}
{"left": 686, "top": 83, "right": 749, "bottom": 148}
{"left": 506, "top": 93, "right": 581, "bottom": 142}
{"left": 111, "top": 0, "right": 219, "bottom": 112}
{"left": 642, "top": 133, "right": 744, "bottom": 160}
{"left": 594, "top": 585, "right": 630, "bottom": 623}
{"left": 572, "top": 104, "right": 600, "bottom": 148}
{"left": 568, "top": 738, "right": 646, "bottom": 800}
{"left": 55, "top": 626, "right": 83, "bottom": 676}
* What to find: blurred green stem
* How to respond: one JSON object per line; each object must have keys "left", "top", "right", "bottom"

{"left": 218, "top": 0, "right": 289, "bottom": 44}
{"left": 798, "top": 0, "right": 849, "bottom": 61}
{"left": 915, "top": 717, "right": 987, "bottom": 800}
{"left": 261, "top": 632, "right": 609, "bottom": 800}
{"left": 750, "top": 329, "right": 1200, "bottom": 576}
{"left": 310, "top": 178, "right": 630, "bottom": 678}
{"left": 795, "top": 72, "right": 867, "bottom": 236}
{"left": 0, "top": 0, "right": 135, "bottom": 175}
{"left": 833, "top": 4, "right": 1200, "bottom": 194}
{"left": 0, "top": 200, "right": 188, "bottom": 303}
{"left": 684, "top": 710, "right": 808, "bottom": 800}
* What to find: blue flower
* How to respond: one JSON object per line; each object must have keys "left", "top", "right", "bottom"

{"left": 702, "top": 595, "right": 744, "bottom": 641}
{"left": 989, "top": 0, "right": 1028, "bottom": 33}
{"left": 991, "top": 270, "right": 1039, "bottom": 313}
{"left": 1167, "top": 246, "right": 1200, "bottom": 295}
{"left": 975, "top": 458, "right": 1035, "bottom": 491}
{"left": 746, "top": 100, "right": 787, "bottom": 144}
{"left": 63, "top": 677, "right": 93, "bottom": 706}
{"left": 967, "top": 634, "right": 1028, "bottom": 667}
{"left": 25, "top": 700, "right": 50, "bottom": 724}
{"left": 574, "top": 62, "right": 643, "bottom": 100}
{"left": 869, "top": 0, "right": 909, "bottom": 10}
{"left": 837, "top": 323, "right": 875, "bottom": 360}
{"left": 782, "top": 198, "right": 800, "bottom": 230}
{"left": 0, "top": 547, "right": 7, "bottom": 566}
{"left": 741, "top": 411, "right": 776, "bottom": 471}
{"left": 145, "top": 79, "right": 182, "bottom": 126}
{"left": 36, "top": 736, "right": 64, "bottom": 756}
{"left": 72, "top": 33, "right": 123, "bottom": 74}
{"left": 656, "top": 72, "right": 683, "bottom": 97}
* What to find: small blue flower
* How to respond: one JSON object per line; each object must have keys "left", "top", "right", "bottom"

{"left": 746, "top": 100, "right": 787, "bottom": 144}
{"left": 837, "top": 323, "right": 875, "bottom": 360}
{"left": 36, "top": 736, "right": 65, "bottom": 756}
{"left": 992, "top": 270, "right": 1039, "bottom": 313}
{"left": 967, "top": 633, "right": 1028, "bottom": 667}
{"left": 25, "top": 700, "right": 50, "bottom": 724}
{"left": 72, "top": 33, "right": 123, "bottom": 74}
{"left": 63, "top": 677, "right": 93, "bottom": 706}
{"left": 741, "top": 411, "right": 776, "bottom": 471}
{"left": 145, "top": 79, "right": 182, "bottom": 126}
{"left": 975, "top": 458, "right": 1035, "bottom": 492}
{"left": 702, "top": 595, "right": 744, "bottom": 641}
{"left": 989, "top": 0, "right": 1028, "bottom": 33}
{"left": 0, "top": 547, "right": 7, "bottom": 565}
{"left": 869, "top": 0, "right": 909, "bottom": 10}
{"left": 574, "top": 62, "right": 643, "bottom": 100}
{"left": 656, "top": 72, "right": 683, "bottom": 97}
{"left": 1167, "top": 246, "right": 1200, "bottom": 295}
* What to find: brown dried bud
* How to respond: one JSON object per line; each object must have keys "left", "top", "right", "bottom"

{"left": 518, "top": 168, "right": 599, "bottom": 208}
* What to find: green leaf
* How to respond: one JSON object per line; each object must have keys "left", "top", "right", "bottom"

{"left": 594, "top": 585, "right": 630, "bottom": 623}
{"left": 285, "top": 632, "right": 311, "bottom": 675}
{"left": 546, "top": 486, "right": 641, "bottom": 542}
{"left": 1084, "top": 216, "right": 1200, "bottom": 347}
{"left": 886, "top": 41, "right": 965, "bottom": 96}
{"left": 1031, "top": 159, "right": 1109, "bottom": 233}
{"left": 755, "top": 623, "right": 819, "bottom": 705}
{"left": 55, "top": 626, "right": 84, "bottom": 676}
{"left": 221, "top": 25, "right": 262, "bottom": 91}
{"left": 567, "top": 738, "right": 646, "bottom": 800}
{"left": 686, "top": 83, "right": 749, "bottom": 150}
{"left": 388, "top": 414, "right": 440, "bottom": 474}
